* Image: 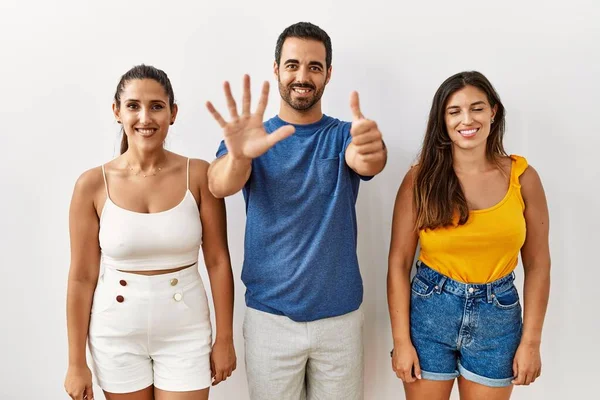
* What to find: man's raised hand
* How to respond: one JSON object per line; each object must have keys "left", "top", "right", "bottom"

{"left": 206, "top": 75, "right": 295, "bottom": 160}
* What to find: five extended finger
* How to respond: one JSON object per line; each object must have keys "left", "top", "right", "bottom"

{"left": 223, "top": 81, "right": 239, "bottom": 119}
{"left": 242, "top": 74, "right": 251, "bottom": 115}
{"left": 255, "top": 81, "right": 270, "bottom": 116}
{"left": 206, "top": 101, "right": 227, "bottom": 128}
{"left": 266, "top": 125, "right": 295, "bottom": 148}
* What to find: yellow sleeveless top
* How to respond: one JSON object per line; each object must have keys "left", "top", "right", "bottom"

{"left": 418, "top": 155, "right": 528, "bottom": 283}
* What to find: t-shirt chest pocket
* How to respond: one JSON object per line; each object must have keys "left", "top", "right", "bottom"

{"left": 316, "top": 157, "right": 348, "bottom": 197}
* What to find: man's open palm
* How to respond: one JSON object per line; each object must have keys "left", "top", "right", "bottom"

{"left": 206, "top": 75, "right": 295, "bottom": 160}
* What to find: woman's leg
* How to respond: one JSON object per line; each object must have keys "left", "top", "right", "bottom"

{"left": 403, "top": 379, "right": 454, "bottom": 400}
{"left": 104, "top": 385, "right": 155, "bottom": 400}
{"left": 458, "top": 376, "right": 513, "bottom": 400}
{"left": 154, "top": 387, "right": 209, "bottom": 400}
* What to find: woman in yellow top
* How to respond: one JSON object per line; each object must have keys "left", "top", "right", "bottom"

{"left": 387, "top": 71, "right": 550, "bottom": 400}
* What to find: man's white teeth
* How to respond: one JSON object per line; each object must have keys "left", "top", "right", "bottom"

{"left": 293, "top": 88, "right": 311, "bottom": 94}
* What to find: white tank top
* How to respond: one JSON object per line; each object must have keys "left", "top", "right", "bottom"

{"left": 99, "top": 159, "right": 202, "bottom": 271}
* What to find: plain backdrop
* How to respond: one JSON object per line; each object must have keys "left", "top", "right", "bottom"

{"left": 0, "top": 0, "right": 598, "bottom": 399}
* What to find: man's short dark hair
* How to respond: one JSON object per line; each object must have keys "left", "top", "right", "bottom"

{"left": 275, "top": 22, "right": 332, "bottom": 69}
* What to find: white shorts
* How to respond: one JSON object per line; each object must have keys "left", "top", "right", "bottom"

{"left": 88, "top": 265, "right": 212, "bottom": 393}
{"left": 243, "top": 306, "right": 364, "bottom": 400}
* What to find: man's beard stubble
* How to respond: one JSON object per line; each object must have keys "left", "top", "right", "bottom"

{"left": 278, "top": 79, "right": 326, "bottom": 111}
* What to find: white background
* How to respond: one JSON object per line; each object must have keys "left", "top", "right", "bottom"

{"left": 0, "top": 0, "right": 598, "bottom": 399}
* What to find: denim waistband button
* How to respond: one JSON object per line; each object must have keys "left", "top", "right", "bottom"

{"left": 468, "top": 287, "right": 474, "bottom": 293}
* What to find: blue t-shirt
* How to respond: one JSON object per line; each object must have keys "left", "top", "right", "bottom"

{"left": 216, "top": 115, "right": 371, "bottom": 322}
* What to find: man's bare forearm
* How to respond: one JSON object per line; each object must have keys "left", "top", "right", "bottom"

{"left": 208, "top": 154, "right": 252, "bottom": 198}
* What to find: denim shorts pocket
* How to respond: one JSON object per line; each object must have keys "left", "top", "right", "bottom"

{"left": 492, "top": 286, "right": 520, "bottom": 310}
{"left": 411, "top": 275, "right": 435, "bottom": 298}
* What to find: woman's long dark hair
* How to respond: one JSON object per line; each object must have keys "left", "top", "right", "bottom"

{"left": 414, "top": 71, "right": 506, "bottom": 230}
{"left": 113, "top": 65, "right": 175, "bottom": 154}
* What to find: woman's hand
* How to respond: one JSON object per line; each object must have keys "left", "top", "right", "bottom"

{"left": 512, "top": 342, "right": 542, "bottom": 385}
{"left": 391, "top": 342, "right": 422, "bottom": 383}
{"left": 210, "top": 338, "right": 237, "bottom": 386}
{"left": 64, "top": 364, "right": 94, "bottom": 400}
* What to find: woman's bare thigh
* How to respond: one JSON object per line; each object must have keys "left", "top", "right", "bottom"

{"left": 458, "top": 376, "right": 513, "bottom": 400}
{"left": 154, "top": 387, "right": 209, "bottom": 400}
{"left": 104, "top": 385, "right": 154, "bottom": 400}
{"left": 404, "top": 379, "right": 455, "bottom": 400}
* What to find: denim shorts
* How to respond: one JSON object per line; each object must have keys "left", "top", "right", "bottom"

{"left": 410, "top": 261, "right": 522, "bottom": 387}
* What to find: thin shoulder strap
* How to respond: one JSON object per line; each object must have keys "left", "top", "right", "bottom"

{"left": 101, "top": 164, "right": 110, "bottom": 199}
{"left": 186, "top": 158, "right": 190, "bottom": 190}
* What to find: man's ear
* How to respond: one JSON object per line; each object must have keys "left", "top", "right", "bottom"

{"left": 325, "top": 65, "right": 333, "bottom": 85}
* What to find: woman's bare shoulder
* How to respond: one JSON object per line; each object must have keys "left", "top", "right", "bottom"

{"left": 73, "top": 166, "right": 105, "bottom": 196}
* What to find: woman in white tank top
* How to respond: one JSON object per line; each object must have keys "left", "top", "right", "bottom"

{"left": 64, "top": 65, "right": 236, "bottom": 400}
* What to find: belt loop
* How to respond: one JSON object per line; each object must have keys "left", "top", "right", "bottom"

{"left": 435, "top": 276, "right": 447, "bottom": 294}
{"left": 486, "top": 283, "right": 493, "bottom": 303}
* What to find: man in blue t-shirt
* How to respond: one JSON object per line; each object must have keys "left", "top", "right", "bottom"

{"left": 207, "top": 22, "right": 386, "bottom": 400}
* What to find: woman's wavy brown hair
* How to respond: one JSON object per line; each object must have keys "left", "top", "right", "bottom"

{"left": 414, "top": 71, "right": 506, "bottom": 230}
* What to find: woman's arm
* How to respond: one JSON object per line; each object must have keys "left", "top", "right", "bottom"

{"left": 65, "top": 169, "right": 102, "bottom": 400}
{"left": 388, "top": 167, "right": 421, "bottom": 383}
{"left": 512, "top": 165, "right": 551, "bottom": 386}
{"left": 193, "top": 159, "right": 236, "bottom": 386}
